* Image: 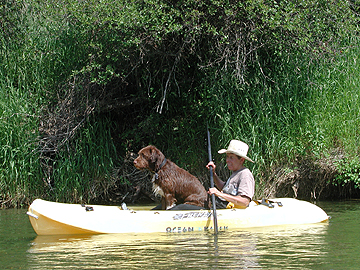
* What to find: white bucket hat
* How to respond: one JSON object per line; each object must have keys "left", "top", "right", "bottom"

{"left": 218, "top": 140, "right": 254, "bottom": 163}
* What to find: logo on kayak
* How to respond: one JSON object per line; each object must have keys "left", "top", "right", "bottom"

{"left": 166, "top": 226, "right": 228, "bottom": 233}
{"left": 172, "top": 212, "right": 212, "bottom": 220}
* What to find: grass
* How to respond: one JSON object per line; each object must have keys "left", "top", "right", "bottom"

{"left": 0, "top": 62, "right": 43, "bottom": 207}
{"left": 50, "top": 118, "right": 118, "bottom": 203}
{"left": 308, "top": 44, "right": 360, "bottom": 155}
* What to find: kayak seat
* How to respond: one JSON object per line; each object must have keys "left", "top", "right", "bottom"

{"left": 81, "top": 204, "right": 94, "bottom": 212}
{"left": 254, "top": 199, "right": 283, "bottom": 208}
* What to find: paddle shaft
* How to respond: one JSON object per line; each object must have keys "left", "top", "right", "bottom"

{"left": 207, "top": 128, "right": 218, "bottom": 234}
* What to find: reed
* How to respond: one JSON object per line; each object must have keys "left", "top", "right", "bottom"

{"left": 50, "top": 118, "right": 118, "bottom": 203}
{"left": 307, "top": 42, "right": 360, "bottom": 154}
{"left": 0, "top": 49, "right": 44, "bottom": 207}
{"left": 0, "top": 1, "right": 98, "bottom": 206}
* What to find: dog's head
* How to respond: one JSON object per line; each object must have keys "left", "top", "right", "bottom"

{"left": 133, "top": 145, "right": 166, "bottom": 172}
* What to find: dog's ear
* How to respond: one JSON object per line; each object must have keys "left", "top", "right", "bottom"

{"left": 149, "top": 146, "right": 165, "bottom": 172}
{"left": 148, "top": 146, "right": 158, "bottom": 171}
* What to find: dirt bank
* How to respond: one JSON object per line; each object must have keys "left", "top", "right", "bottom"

{"left": 263, "top": 153, "right": 360, "bottom": 201}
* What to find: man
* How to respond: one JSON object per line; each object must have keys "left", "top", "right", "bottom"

{"left": 206, "top": 139, "right": 255, "bottom": 208}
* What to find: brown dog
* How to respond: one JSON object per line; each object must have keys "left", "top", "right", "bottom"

{"left": 133, "top": 145, "right": 208, "bottom": 210}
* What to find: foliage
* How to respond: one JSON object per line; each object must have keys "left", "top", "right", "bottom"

{"left": 0, "top": 1, "right": 43, "bottom": 207}
{"left": 49, "top": 118, "right": 119, "bottom": 203}
{"left": 0, "top": 82, "right": 43, "bottom": 207}
{"left": 305, "top": 37, "right": 360, "bottom": 191}
{"left": 334, "top": 157, "right": 360, "bottom": 189}
{"left": 1, "top": 0, "right": 360, "bottom": 205}
{"left": 33, "top": 0, "right": 357, "bottom": 111}
{"left": 306, "top": 38, "right": 360, "bottom": 155}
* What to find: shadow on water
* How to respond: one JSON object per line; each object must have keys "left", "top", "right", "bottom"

{"left": 0, "top": 208, "right": 36, "bottom": 269}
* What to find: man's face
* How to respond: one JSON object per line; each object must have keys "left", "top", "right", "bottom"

{"left": 226, "top": 153, "right": 243, "bottom": 171}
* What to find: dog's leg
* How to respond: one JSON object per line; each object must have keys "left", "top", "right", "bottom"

{"left": 161, "top": 197, "right": 166, "bottom": 210}
{"left": 183, "top": 194, "right": 206, "bottom": 208}
{"left": 164, "top": 194, "right": 177, "bottom": 210}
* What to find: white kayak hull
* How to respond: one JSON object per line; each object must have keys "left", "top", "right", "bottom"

{"left": 27, "top": 198, "right": 329, "bottom": 235}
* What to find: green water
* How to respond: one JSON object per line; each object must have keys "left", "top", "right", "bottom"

{"left": 0, "top": 200, "right": 359, "bottom": 269}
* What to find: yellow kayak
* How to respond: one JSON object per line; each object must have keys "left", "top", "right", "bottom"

{"left": 27, "top": 198, "right": 329, "bottom": 235}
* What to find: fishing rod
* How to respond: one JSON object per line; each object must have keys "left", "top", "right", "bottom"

{"left": 207, "top": 126, "right": 218, "bottom": 234}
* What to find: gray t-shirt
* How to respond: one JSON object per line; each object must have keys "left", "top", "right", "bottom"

{"left": 221, "top": 168, "right": 255, "bottom": 200}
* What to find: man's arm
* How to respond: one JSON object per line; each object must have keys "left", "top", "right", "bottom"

{"left": 208, "top": 187, "right": 250, "bottom": 208}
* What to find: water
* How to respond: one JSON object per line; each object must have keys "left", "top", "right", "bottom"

{"left": 1, "top": 200, "right": 360, "bottom": 269}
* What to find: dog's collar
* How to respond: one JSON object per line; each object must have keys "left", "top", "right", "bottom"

{"left": 157, "top": 158, "right": 167, "bottom": 172}
{"left": 154, "top": 158, "right": 167, "bottom": 180}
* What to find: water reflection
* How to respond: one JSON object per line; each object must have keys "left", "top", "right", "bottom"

{"left": 27, "top": 223, "right": 328, "bottom": 270}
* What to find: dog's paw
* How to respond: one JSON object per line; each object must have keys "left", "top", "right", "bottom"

{"left": 166, "top": 203, "right": 176, "bottom": 210}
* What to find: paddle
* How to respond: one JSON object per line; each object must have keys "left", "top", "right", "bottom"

{"left": 207, "top": 127, "right": 218, "bottom": 234}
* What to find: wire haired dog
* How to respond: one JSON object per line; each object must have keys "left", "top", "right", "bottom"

{"left": 133, "top": 145, "right": 209, "bottom": 210}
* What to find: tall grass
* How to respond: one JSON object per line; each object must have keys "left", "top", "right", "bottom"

{"left": 307, "top": 41, "right": 360, "bottom": 155}
{"left": 305, "top": 39, "right": 360, "bottom": 188}
{"left": 203, "top": 69, "right": 303, "bottom": 161}
{"left": 0, "top": 2, "right": 45, "bottom": 207}
{"left": 50, "top": 118, "right": 118, "bottom": 203}
{"left": 0, "top": 1, "right": 84, "bottom": 206}
{"left": 0, "top": 47, "right": 44, "bottom": 207}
